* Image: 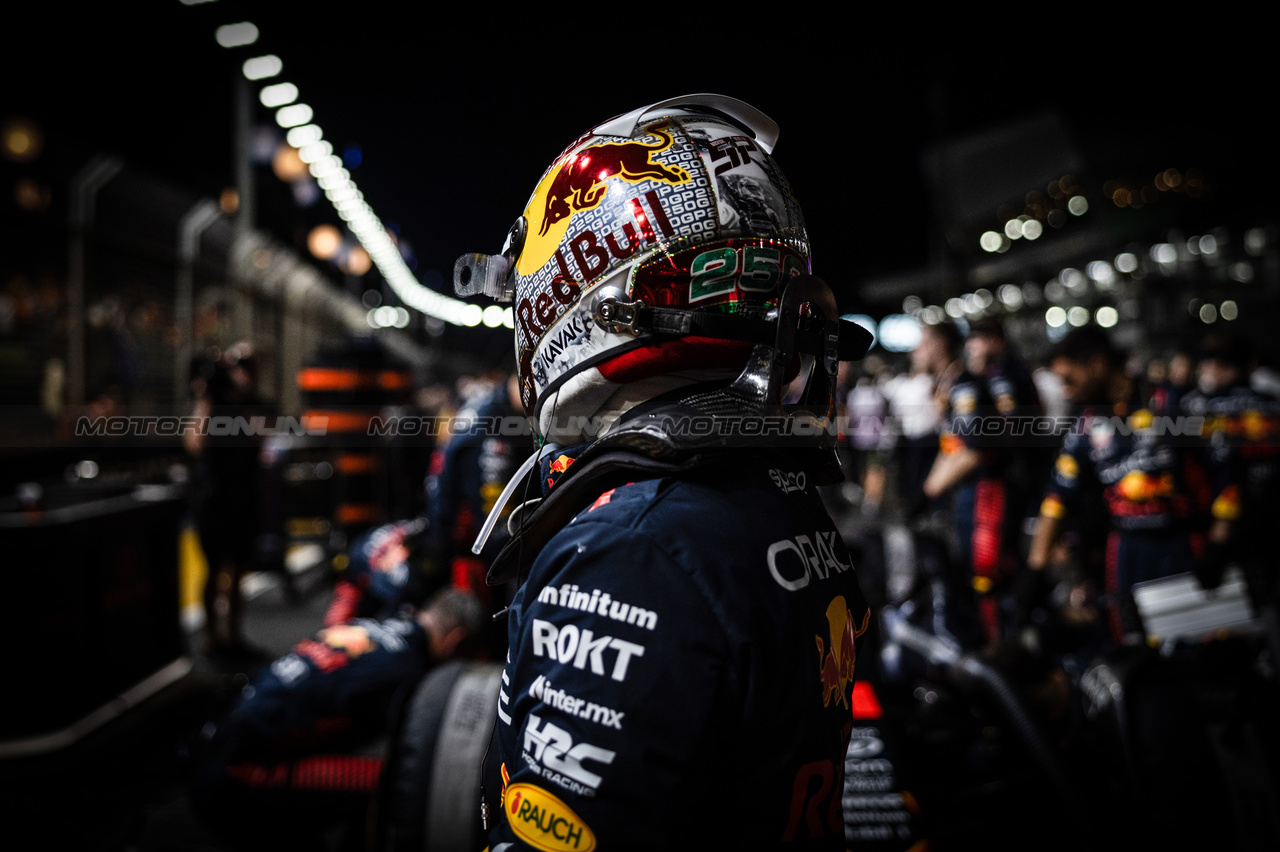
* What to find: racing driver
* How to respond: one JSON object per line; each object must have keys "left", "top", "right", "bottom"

{"left": 451, "top": 94, "right": 874, "bottom": 849}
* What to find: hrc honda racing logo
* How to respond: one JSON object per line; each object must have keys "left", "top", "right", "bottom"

{"left": 522, "top": 713, "right": 616, "bottom": 796}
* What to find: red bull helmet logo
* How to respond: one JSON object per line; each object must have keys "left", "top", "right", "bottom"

{"left": 519, "top": 123, "right": 691, "bottom": 277}
{"left": 817, "top": 596, "right": 869, "bottom": 710}
{"left": 537, "top": 122, "right": 689, "bottom": 238}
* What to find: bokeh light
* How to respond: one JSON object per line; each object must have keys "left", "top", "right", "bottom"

{"left": 1, "top": 116, "right": 43, "bottom": 163}
{"left": 341, "top": 246, "right": 372, "bottom": 276}
{"left": 242, "top": 54, "right": 282, "bottom": 80}
{"left": 215, "top": 22, "right": 259, "bottom": 48}
{"left": 307, "top": 224, "right": 342, "bottom": 260}
{"left": 219, "top": 187, "right": 240, "bottom": 215}
{"left": 271, "top": 144, "right": 308, "bottom": 182}
{"left": 1115, "top": 252, "right": 1139, "bottom": 273}
{"left": 259, "top": 82, "right": 299, "bottom": 108}
{"left": 276, "top": 104, "right": 314, "bottom": 129}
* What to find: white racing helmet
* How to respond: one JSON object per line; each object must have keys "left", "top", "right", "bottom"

{"left": 455, "top": 94, "right": 827, "bottom": 442}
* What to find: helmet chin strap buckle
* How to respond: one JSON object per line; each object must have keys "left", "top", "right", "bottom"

{"left": 591, "top": 287, "right": 645, "bottom": 336}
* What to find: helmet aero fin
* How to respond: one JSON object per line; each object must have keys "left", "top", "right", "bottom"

{"left": 453, "top": 216, "right": 526, "bottom": 302}
{"left": 593, "top": 93, "right": 780, "bottom": 154}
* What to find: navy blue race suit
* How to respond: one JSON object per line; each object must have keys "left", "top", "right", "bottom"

{"left": 939, "top": 356, "right": 1044, "bottom": 643}
{"left": 427, "top": 382, "right": 534, "bottom": 609}
{"left": 189, "top": 614, "right": 430, "bottom": 842}
{"left": 324, "top": 518, "right": 425, "bottom": 627}
{"left": 1039, "top": 390, "right": 1233, "bottom": 639}
{"left": 485, "top": 447, "right": 870, "bottom": 850}
{"left": 1180, "top": 381, "right": 1280, "bottom": 596}
{"left": 222, "top": 615, "right": 430, "bottom": 755}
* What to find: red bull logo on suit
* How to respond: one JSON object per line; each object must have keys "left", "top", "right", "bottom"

{"left": 816, "top": 596, "right": 868, "bottom": 710}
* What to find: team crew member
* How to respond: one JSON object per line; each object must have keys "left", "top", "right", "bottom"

{"left": 1024, "top": 327, "right": 1236, "bottom": 643}
{"left": 923, "top": 318, "right": 1042, "bottom": 646}
{"left": 888, "top": 319, "right": 963, "bottom": 518}
{"left": 323, "top": 517, "right": 428, "bottom": 627}
{"left": 188, "top": 589, "right": 485, "bottom": 846}
{"left": 184, "top": 342, "right": 275, "bottom": 667}
{"left": 325, "top": 373, "right": 532, "bottom": 658}
{"left": 452, "top": 95, "right": 873, "bottom": 849}
{"left": 1179, "top": 333, "right": 1280, "bottom": 600}
{"left": 426, "top": 373, "right": 533, "bottom": 612}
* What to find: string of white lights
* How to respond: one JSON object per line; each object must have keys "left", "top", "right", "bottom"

{"left": 205, "top": 16, "right": 512, "bottom": 330}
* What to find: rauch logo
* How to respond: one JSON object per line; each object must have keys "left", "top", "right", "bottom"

{"left": 505, "top": 783, "right": 597, "bottom": 852}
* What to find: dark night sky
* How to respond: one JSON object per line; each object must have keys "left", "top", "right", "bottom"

{"left": 7, "top": 6, "right": 1275, "bottom": 341}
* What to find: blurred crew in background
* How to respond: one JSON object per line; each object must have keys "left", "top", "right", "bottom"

{"left": 924, "top": 317, "right": 1043, "bottom": 646}
{"left": 845, "top": 355, "right": 892, "bottom": 517}
{"left": 1180, "top": 332, "right": 1280, "bottom": 606}
{"left": 888, "top": 319, "right": 963, "bottom": 518}
{"left": 1024, "top": 327, "right": 1239, "bottom": 644}
{"left": 188, "top": 588, "right": 485, "bottom": 849}
{"left": 184, "top": 342, "right": 274, "bottom": 668}
{"left": 425, "top": 372, "right": 533, "bottom": 656}
{"left": 1147, "top": 342, "right": 1197, "bottom": 414}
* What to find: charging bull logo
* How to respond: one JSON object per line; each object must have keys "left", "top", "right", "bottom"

{"left": 538, "top": 122, "right": 688, "bottom": 236}
{"left": 518, "top": 122, "right": 691, "bottom": 276}
{"left": 1115, "top": 470, "right": 1174, "bottom": 502}
{"left": 817, "top": 596, "right": 868, "bottom": 710}
{"left": 319, "top": 624, "right": 375, "bottom": 658}
{"left": 546, "top": 453, "right": 575, "bottom": 491}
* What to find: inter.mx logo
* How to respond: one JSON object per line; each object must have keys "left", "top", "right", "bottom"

{"left": 529, "top": 674, "right": 625, "bottom": 730}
